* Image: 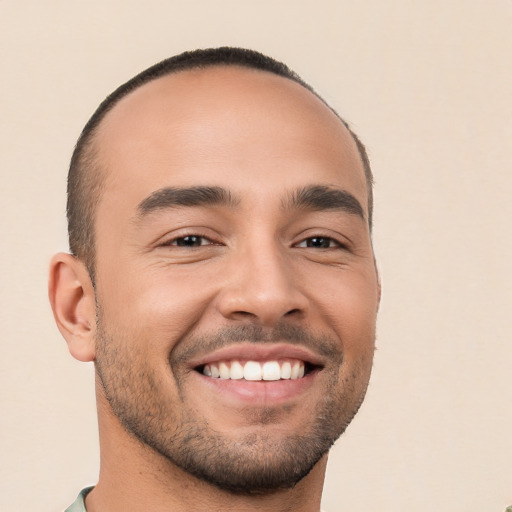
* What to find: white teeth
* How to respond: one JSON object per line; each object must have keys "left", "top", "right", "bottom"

{"left": 290, "top": 361, "right": 300, "bottom": 379}
{"left": 202, "top": 359, "right": 307, "bottom": 381}
{"left": 230, "top": 360, "right": 244, "bottom": 380}
{"left": 281, "top": 361, "right": 291, "bottom": 379}
{"left": 262, "top": 361, "right": 281, "bottom": 381}
{"left": 219, "top": 362, "right": 230, "bottom": 380}
{"left": 244, "top": 361, "right": 262, "bottom": 381}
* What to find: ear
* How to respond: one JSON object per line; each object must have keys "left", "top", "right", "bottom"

{"left": 377, "top": 276, "right": 382, "bottom": 311}
{"left": 48, "top": 253, "right": 96, "bottom": 362}
{"left": 374, "top": 259, "right": 382, "bottom": 312}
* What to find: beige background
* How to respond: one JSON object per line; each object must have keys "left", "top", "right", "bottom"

{"left": 1, "top": 1, "right": 511, "bottom": 510}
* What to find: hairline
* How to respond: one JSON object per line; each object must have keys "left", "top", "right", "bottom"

{"left": 69, "top": 58, "right": 374, "bottom": 281}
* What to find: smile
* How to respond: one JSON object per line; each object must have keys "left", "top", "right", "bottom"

{"left": 199, "top": 359, "right": 317, "bottom": 381}
{"left": 188, "top": 345, "right": 327, "bottom": 403}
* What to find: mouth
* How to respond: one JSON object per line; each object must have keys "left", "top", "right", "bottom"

{"left": 196, "top": 358, "right": 320, "bottom": 381}
{"left": 187, "top": 344, "right": 327, "bottom": 404}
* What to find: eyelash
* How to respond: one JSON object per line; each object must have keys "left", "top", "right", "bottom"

{"left": 294, "top": 236, "right": 345, "bottom": 249}
{"left": 160, "top": 234, "right": 218, "bottom": 248}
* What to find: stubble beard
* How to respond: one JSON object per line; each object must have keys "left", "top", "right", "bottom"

{"left": 94, "top": 313, "right": 373, "bottom": 495}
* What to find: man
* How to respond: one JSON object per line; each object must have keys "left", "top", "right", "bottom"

{"left": 49, "top": 47, "right": 381, "bottom": 512}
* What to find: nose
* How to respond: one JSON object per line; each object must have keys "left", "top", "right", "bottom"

{"left": 216, "top": 243, "right": 309, "bottom": 327}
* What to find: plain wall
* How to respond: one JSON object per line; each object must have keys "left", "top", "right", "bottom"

{"left": 1, "top": 1, "right": 511, "bottom": 510}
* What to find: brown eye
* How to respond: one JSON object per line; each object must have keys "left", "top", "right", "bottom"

{"left": 174, "top": 235, "right": 208, "bottom": 247}
{"left": 308, "top": 237, "right": 331, "bottom": 248}
{"left": 297, "top": 237, "right": 339, "bottom": 249}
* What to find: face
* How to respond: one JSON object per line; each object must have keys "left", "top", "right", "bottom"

{"left": 92, "top": 67, "right": 380, "bottom": 493}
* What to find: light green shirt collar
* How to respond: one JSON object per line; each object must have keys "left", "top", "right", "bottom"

{"left": 64, "top": 487, "right": 93, "bottom": 512}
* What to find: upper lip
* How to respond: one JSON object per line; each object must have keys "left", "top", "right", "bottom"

{"left": 188, "top": 342, "right": 326, "bottom": 369}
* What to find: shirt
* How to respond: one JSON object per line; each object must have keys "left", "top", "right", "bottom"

{"left": 65, "top": 487, "right": 93, "bottom": 512}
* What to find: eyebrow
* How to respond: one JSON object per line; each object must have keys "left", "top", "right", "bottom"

{"left": 136, "top": 186, "right": 239, "bottom": 216}
{"left": 135, "top": 184, "right": 365, "bottom": 221}
{"left": 285, "top": 185, "right": 365, "bottom": 220}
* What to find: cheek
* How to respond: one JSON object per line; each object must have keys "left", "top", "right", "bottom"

{"left": 313, "top": 268, "right": 378, "bottom": 356}
{"left": 96, "top": 265, "right": 219, "bottom": 353}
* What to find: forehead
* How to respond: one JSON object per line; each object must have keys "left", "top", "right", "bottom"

{"left": 94, "top": 66, "right": 367, "bottom": 217}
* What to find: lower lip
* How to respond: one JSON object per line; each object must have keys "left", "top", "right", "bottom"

{"left": 192, "top": 371, "right": 319, "bottom": 405}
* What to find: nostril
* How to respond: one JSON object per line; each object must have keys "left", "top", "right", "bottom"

{"left": 233, "top": 311, "right": 257, "bottom": 319}
{"left": 285, "top": 308, "right": 301, "bottom": 316}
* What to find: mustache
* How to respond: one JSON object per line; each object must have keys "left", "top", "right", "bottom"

{"left": 172, "top": 323, "right": 343, "bottom": 365}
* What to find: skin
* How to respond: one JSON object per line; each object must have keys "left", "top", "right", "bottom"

{"left": 49, "top": 66, "right": 381, "bottom": 512}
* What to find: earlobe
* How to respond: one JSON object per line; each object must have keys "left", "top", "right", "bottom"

{"left": 48, "top": 253, "right": 96, "bottom": 362}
